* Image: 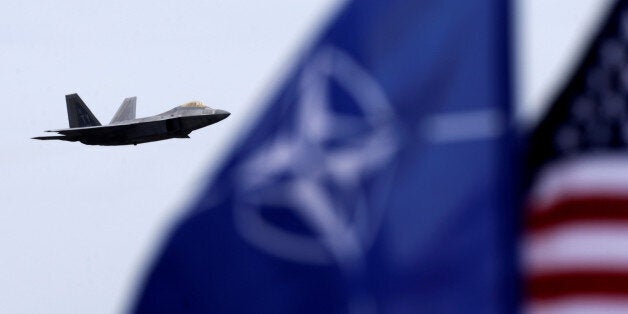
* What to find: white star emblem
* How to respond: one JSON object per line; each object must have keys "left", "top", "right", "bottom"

{"left": 234, "top": 47, "right": 400, "bottom": 268}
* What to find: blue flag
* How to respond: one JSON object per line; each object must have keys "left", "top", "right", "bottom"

{"left": 134, "top": 0, "right": 517, "bottom": 313}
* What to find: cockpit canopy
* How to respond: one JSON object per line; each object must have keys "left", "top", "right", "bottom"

{"left": 180, "top": 101, "right": 207, "bottom": 108}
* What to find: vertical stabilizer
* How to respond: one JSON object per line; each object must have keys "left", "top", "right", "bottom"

{"left": 110, "top": 97, "right": 137, "bottom": 124}
{"left": 66, "top": 94, "right": 101, "bottom": 128}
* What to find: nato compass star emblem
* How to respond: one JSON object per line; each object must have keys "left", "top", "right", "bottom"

{"left": 235, "top": 47, "right": 400, "bottom": 269}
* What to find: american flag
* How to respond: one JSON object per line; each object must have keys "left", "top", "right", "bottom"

{"left": 524, "top": 1, "right": 628, "bottom": 312}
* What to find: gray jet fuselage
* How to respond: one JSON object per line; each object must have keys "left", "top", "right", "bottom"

{"left": 33, "top": 94, "right": 230, "bottom": 146}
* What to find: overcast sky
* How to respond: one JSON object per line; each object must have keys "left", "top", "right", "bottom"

{"left": 0, "top": 1, "right": 341, "bottom": 313}
{"left": 0, "top": 0, "right": 614, "bottom": 313}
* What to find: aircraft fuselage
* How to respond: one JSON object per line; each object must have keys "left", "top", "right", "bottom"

{"left": 33, "top": 94, "right": 230, "bottom": 146}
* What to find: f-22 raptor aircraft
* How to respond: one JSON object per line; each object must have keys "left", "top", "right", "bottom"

{"left": 33, "top": 94, "right": 230, "bottom": 146}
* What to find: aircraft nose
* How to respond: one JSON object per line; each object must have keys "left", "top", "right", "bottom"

{"left": 214, "top": 109, "right": 230, "bottom": 120}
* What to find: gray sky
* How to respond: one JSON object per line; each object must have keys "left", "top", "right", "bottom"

{"left": 0, "top": 0, "right": 614, "bottom": 313}
{"left": 0, "top": 1, "right": 341, "bottom": 313}
{"left": 517, "top": 0, "right": 612, "bottom": 125}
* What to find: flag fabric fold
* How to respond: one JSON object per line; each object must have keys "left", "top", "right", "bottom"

{"left": 134, "top": 0, "right": 515, "bottom": 313}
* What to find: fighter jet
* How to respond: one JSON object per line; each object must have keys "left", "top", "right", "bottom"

{"left": 33, "top": 94, "right": 230, "bottom": 146}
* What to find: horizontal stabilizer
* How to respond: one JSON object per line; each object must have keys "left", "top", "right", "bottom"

{"left": 110, "top": 97, "right": 137, "bottom": 124}
{"left": 32, "top": 135, "right": 76, "bottom": 141}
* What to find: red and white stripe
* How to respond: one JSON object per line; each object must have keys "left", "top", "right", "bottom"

{"left": 524, "top": 153, "right": 628, "bottom": 313}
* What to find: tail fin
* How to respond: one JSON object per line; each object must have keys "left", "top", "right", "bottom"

{"left": 110, "top": 97, "right": 137, "bottom": 124}
{"left": 65, "top": 94, "right": 101, "bottom": 128}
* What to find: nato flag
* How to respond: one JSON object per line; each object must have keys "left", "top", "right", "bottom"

{"left": 133, "top": 0, "right": 516, "bottom": 313}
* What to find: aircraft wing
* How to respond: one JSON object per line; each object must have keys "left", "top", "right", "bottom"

{"left": 46, "top": 123, "right": 135, "bottom": 136}
{"left": 46, "top": 119, "right": 168, "bottom": 137}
